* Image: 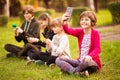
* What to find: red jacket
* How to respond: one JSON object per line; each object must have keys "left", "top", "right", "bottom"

{"left": 63, "top": 23, "right": 102, "bottom": 70}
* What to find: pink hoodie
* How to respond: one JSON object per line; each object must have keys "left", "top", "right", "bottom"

{"left": 63, "top": 23, "right": 102, "bottom": 70}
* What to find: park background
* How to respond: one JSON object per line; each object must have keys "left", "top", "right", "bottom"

{"left": 0, "top": 0, "right": 120, "bottom": 80}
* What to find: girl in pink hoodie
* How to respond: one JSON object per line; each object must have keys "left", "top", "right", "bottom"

{"left": 55, "top": 11, "right": 102, "bottom": 77}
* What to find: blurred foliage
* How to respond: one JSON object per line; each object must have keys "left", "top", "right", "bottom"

{"left": 108, "top": 2, "right": 120, "bottom": 24}
{"left": 10, "top": 0, "right": 21, "bottom": 16}
{"left": 1, "top": 0, "right": 120, "bottom": 17}
{"left": 0, "top": 15, "right": 8, "bottom": 26}
{"left": 71, "top": 7, "right": 90, "bottom": 27}
{"left": 19, "top": 9, "right": 55, "bottom": 22}
{"left": 48, "top": 0, "right": 84, "bottom": 12}
{"left": 0, "top": 0, "right": 6, "bottom": 14}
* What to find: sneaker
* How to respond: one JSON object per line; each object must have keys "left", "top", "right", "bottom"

{"left": 27, "top": 56, "right": 31, "bottom": 61}
{"left": 26, "top": 60, "right": 35, "bottom": 65}
{"left": 49, "top": 63, "right": 56, "bottom": 68}
{"left": 35, "top": 60, "right": 45, "bottom": 65}
{"left": 79, "top": 70, "right": 89, "bottom": 77}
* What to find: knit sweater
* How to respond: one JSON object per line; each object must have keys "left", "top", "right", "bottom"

{"left": 63, "top": 23, "right": 102, "bottom": 70}
{"left": 46, "top": 33, "right": 71, "bottom": 58}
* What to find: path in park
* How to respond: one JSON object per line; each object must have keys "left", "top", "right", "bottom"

{"left": 95, "top": 25, "right": 120, "bottom": 41}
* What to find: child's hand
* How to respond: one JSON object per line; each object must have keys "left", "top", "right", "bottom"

{"left": 61, "top": 12, "right": 71, "bottom": 25}
{"left": 14, "top": 27, "right": 23, "bottom": 36}
{"left": 84, "top": 55, "right": 92, "bottom": 63}
{"left": 14, "top": 28, "right": 19, "bottom": 36}
{"left": 27, "top": 37, "right": 39, "bottom": 43}
{"left": 44, "top": 39, "right": 52, "bottom": 46}
{"left": 17, "top": 27, "right": 23, "bottom": 33}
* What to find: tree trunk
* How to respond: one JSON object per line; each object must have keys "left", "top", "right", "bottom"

{"left": 43, "top": 0, "right": 50, "bottom": 8}
{"left": 94, "top": 0, "right": 99, "bottom": 12}
{"left": 84, "top": 0, "right": 95, "bottom": 11}
{"left": 4, "top": 0, "right": 9, "bottom": 17}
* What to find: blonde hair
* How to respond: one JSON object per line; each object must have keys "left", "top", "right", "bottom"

{"left": 80, "top": 11, "right": 97, "bottom": 27}
{"left": 51, "top": 18, "right": 62, "bottom": 28}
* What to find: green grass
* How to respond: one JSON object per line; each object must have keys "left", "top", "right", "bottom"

{"left": 0, "top": 26, "right": 120, "bottom": 80}
{"left": 0, "top": 9, "right": 120, "bottom": 80}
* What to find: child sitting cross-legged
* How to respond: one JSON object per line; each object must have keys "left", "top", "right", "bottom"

{"left": 26, "top": 18, "right": 71, "bottom": 67}
{"left": 55, "top": 11, "right": 102, "bottom": 77}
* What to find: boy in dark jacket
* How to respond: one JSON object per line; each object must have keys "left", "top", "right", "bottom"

{"left": 4, "top": 5, "right": 41, "bottom": 58}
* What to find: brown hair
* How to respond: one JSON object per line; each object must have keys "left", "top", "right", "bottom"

{"left": 38, "top": 12, "right": 52, "bottom": 30}
{"left": 23, "top": 5, "right": 34, "bottom": 15}
{"left": 51, "top": 18, "right": 62, "bottom": 28}
{"left": 80, "top": 11, "right": 97, "bottom": 27}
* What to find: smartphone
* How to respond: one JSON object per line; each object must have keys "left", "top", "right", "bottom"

{"left": 66, "top": 7, "right": 73, "bottom": 21}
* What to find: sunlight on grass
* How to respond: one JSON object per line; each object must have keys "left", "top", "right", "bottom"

{"left": 7, "top": 17, "right": 21, "bottom": 28}
{"left": 96, "top": 9, "right": 112, "bottom": 26}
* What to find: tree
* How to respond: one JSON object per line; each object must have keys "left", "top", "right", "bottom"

{"left": 0, "top": 0, "right": 9, "bottom": 17}
{"left": 4, "top": 0, "right": 9, "bottom": 17}
{"left": 84, "top": 0, "right": 95, "bottom": 11}
{"left": 10, "top": 0, "right": 21, "bottom": 16}
{"left": 94, "top": 0, "right": 99, "bottom": 12}
{"left": 0, "top": 0, "right": 6, "bottom": 14}
{"left": 43, "top": 0, "right": 51, "bottom": 8}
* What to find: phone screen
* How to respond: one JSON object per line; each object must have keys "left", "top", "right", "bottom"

{"left": 66, "top": 7, "right": 73, "bottom": 21}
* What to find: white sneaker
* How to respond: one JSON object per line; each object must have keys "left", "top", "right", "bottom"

{"left": 49, "top": 63, "right": 56, "bottom": 68}
{"left": 79, "top": 70, "right": 89, "bottom": 77}
{"left": 26, "top": 60, "right": 35, "bottom": 65}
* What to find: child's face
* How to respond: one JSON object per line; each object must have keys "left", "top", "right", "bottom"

{"left": 38, "top": 19, "right": 48, "bottom": 29}
{"left": 24, "top": 11, "right": 33, "bottom": 21}
{"left": 52, "top": 26, "right": 62, "bottom": 34}
{"left": 80, "top": 16, "right": 91, "bottom": 29}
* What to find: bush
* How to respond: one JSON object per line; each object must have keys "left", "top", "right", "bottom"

{"left": 108, "top": 2, "right": 120, "bottom": 24}
{"left": 19, "top": 9, "right": 54, "bottom": 23}
{"left": 70, "top": 7, "right": 89, "bottom": 27}
{"left": 0, "top": 15, "right": 8, "bottom": 26}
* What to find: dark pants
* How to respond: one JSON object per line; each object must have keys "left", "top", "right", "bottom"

{"left": 18, "top": 43, "right": 40, "bottom": 57}
{"left": 46, "top": 56, "right": 58, "bottom": 66}
{"left": 27, "top": 50, "right": 50, "bottom": 61}
{"left": 4, "top": 44, "right": 23, "bottom": 57}
{"left": 27, "top": 50, "right": 57, "bottom": 66}
{"left": 4, "top": 43, "right": 40, "bottom": 58}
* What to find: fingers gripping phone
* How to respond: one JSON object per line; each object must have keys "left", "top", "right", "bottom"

{"left": 66, "top": 7, "right": 73, "bottom": 22}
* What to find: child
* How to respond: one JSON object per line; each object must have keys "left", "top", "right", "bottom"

{"left": 38, "top": 12, "right": 55, "bottom": 40}
{"left": 4, "top": 5, "right": 40, "bottom": 58}
{"left": 27, "top": 18, "right": 71, "bottom": 66}
{"left": 44, "top": 18, "right": 71, "bottom": 66}
{"left": 55, "top": 11, "right": 102, "bottom": 77}
{"left": 17, "top": 12, "right": 55, "bottom": 58}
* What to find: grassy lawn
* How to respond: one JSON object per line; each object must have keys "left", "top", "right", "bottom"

{"left": 0, "top": 9, "right": 120, "bottom": 80}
